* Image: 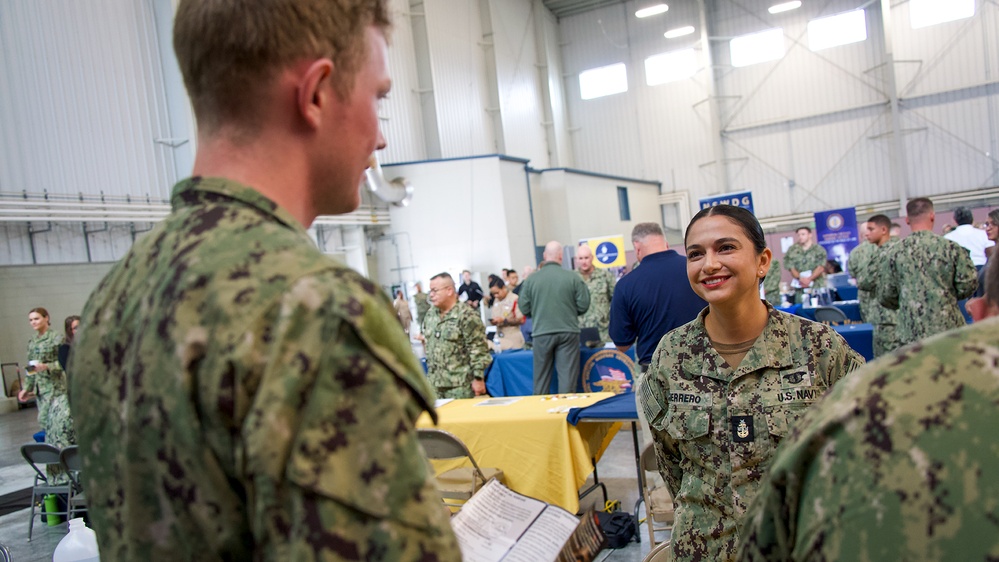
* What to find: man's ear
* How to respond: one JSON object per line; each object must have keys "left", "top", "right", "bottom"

{"left": 297, "top": 59, "right": 335, "bottom": 129}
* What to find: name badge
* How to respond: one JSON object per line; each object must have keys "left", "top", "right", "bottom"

{"left": 668, "top": 391, "right": 712, "bottom": 407}
{"left": 731, "top": 415, "right": 754, "bottom": 443}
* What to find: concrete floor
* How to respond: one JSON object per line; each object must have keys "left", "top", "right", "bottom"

{"left": 0, "top": 408, "right": 667, "bottom": 561}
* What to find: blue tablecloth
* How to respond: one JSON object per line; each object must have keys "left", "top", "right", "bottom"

{"left": 485, "top": 346, "right": 636, "bottom": 397}
{"left": 777, "top": 301, "right": 862, "bottom": 322}
{"left": 833, "top": 323, "right": 874, "bottom": 362}
{"left": 566, "top": 392, "right": 637, "bottom": 425}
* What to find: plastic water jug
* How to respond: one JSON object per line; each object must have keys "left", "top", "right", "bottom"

{"left": 53, "top": 518, "right": 100, "bottom": 562}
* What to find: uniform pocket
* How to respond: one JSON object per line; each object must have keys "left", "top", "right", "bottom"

{"left": 665, "top": 407, "right": 711, "bottom": 441}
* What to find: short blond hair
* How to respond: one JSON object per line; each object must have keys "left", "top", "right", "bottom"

{"left": 174, "top": 0, "right": 391, "bottom": 135}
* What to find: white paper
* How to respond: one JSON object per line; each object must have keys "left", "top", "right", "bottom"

{"left": 475, "top": 397, "right": 522, "bottom": 407}
{"left": 501, "top": 508, "right": 579, "bottom": 562}
{"left": 451, "top": 480, "right": 547, "bottom": 562}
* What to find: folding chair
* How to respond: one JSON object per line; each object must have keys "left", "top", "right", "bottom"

{"left": 813, "top": 306, "right": 848, "bottom": 325}
{"left": 642, "top": 539, "right": 672, "bottom": 562}
{"left": 640, "top": 443, "right": 675, "bottom": 548}
{"left": 59, "top": 446, "right": 87, "bottom": 520}
{"left": 417, "top": 429, "right": 504, "bottom": 509}
{"left": 21, "top": 443, "right": 71, "bottom": 540}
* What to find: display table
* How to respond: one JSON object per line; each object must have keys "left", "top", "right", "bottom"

{"left": 417, "top": 393, "right": 618, "bottom": 512}
{"left": 833, "top": 323, "right": 874, "bottom": 361}
{"left": 777, "top": 301, "right": 863, "bottom": 322}
{"left": 485, "top": 346, "right": 636, "bottom": 397}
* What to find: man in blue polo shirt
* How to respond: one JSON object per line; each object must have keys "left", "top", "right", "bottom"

{"left": 610, "top": 223, "right": 706, "bottom": 442}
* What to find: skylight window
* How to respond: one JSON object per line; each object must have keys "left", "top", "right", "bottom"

{"left": 646, "top": 49, "right": 698, "bottom": 85}
{"left": 664, "top": 26, "right": 695, "bottom": 39}
{"left": 579, "top": 63, "right": 628, "bottom": 100}
{"left": 635, "top": 4, "right": 669, "bottom": 18}
{"left": 769, "top": 1, "right": 802, "bottom": 14}
{"left": 808, "top": 9, "right": 867, "bottom": 51}
{"left": 730, "top": 28, "right": 785, "bottom": 68}
{"left": 909, "top": 0, "right": 975, "bottom": 29}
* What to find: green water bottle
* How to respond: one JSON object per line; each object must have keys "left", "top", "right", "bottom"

{"left": 44, "top": 494, "right": 63, "bottom": 526}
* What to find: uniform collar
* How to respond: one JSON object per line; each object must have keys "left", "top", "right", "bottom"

{"left": 171, "top": 176, "right": 309, "bottom": 237}
{"left": 682, "top": 301, "right": 793, "bottom": 381}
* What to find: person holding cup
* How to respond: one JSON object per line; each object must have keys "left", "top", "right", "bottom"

{"left": 19, "top": 307, "right": 75, "bottom": 481}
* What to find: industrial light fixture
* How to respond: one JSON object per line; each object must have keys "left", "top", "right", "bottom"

{"left": 769, "top": 1, "right": 802, "bottom": 14}
{"left": 635, "top": 4, "right": 669, "bottom": 18}
{"left": 664, "top": 26, "right": 696, "bottom": 38}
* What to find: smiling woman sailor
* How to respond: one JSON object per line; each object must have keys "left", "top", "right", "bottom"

{"left": 641, "top": 205, "right": 864, "bottom": 562}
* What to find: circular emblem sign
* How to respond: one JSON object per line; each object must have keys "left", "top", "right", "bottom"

{"left": 595, "top": 242, "right": 619, "bottom": 265}
{"left": 582, "top": 350, "right": 635, "bottom": 394}
{"left": 825, "top": 213, "right": 844, "bottom": 230}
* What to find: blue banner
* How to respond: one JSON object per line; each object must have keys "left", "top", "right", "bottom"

{"left": 699, "top": 191, "right": 755, "bottom": 215}
{"left": 813, "top": 208, "right": 859, "bottom": 273}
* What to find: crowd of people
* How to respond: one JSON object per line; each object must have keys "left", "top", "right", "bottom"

{"left": 26, "top": 0, "right": 994, "bottom": 560}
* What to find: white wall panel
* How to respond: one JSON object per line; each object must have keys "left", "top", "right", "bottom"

{"left": 541, "top": 9, "right": 574, "bottom": 167}
{"left": 892, "top": 0, "right": 999, "bottom": 99}
{"left": 713, "top": 0, "right": 885, "bottom": 130}
{"left": 560, "top": 4, "right": 644, "bottom": 177}
{"left": 903, "top": 88, "right": 999, "bottom": 195}
{"left": 423, "top": 0, "right": 497, "bottom": 157}
{"left": 490, "top": 0, "right": 550, "bottom": 166}
{"left": 381, "top": 0, "right": 430, "bottom": 163}
{"left": 0, "top": 0, "right": 174, "bottom": 200}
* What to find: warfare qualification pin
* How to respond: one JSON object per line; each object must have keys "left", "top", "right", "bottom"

{"left": 731, "top": 415, "right": 754, "bottom": 443}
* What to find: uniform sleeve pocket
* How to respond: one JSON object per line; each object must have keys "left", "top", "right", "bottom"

{"left": 765, "top": 406, "right": 810, "bottom": 439}
{"left": 664, "top": 407, "right": 710, "bottom": 441}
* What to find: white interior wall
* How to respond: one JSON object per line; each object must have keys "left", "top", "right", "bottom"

{"left": 0, "top": 263, "right": 114, "bottom": 368}
{"left": 562, "top": 172, "right": 661, "bottom": 243}
{"left": 497, "top": 159, "right": 538, "bottom": 270}
{"left": 0, "top": 0, "right": 176, "bottom": 200}
{"left": 378, "top": 156, "right": 516, "bottom": 286}
{"left": 557, "top": 0, "right": 999, "bottom": 219}
{"left": 380, "top": 0, "right": 431, "bottom": 164}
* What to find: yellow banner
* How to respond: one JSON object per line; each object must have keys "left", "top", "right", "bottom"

{"left": 580, "top": 235, "right": 626, "bottom": 268}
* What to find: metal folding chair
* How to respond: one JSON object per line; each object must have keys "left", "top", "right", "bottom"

{"left": 640, "top": 444, "right": 675, "bottom": 548}
{"left": 417, "top": 428, "right": 504, "bottom": 509}
{"left": 21, "top": 443, "right": 71, "bottom": 540}
{"left": 59, "top": 446, "right": 87, "bottom": 520}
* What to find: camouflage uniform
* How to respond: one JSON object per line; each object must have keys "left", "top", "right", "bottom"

{"left": 422, "top": 302, "right": 492, "bottom": 399}
{"left": 578, "top": 267, "right": 615, "bottom": 342}
{"left": 783, "top": 243, "right": 827, "bottom": 302}
{"left": 26, "top": 330, "right": 75, "bottom": 482}
{"left": 737, "top": 317, "right": 999, "bottom": 561}
{"left": 641, "top": 304, "right": 864, "bottom": 562}
{"left": 413, "top": 292, "right": 430, "bottom": 325}
{"left": 878, "top": 230, "right": 977, "bottom": 346}
{"left": 763, "top": 259, "right": 782, "bottom": 305}
{"left": 845, "top": 241, "right": 877, "bottom": 322}
{"left": 853, "top": 238, "right": 900, "bottom": 357}
{"left": 69, "top": 178, "right": 460, "bottom": 561}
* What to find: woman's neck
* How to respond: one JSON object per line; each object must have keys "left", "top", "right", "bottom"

{"left": 704, "top": 297, "right": 768, "bottom": 344}
{"left": 36, "top": 327, "right": 47, "bottom": 337}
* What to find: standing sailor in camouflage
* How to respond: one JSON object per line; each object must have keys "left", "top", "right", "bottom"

{"left": 846, "top": 239, "right": 876, "bottom": 322}
{"left": 20, "top": 307, "right": 75, "bottom": 482}
{"left": 783, "top": 226, "right": 827, "bottom": 304}
{"left": 852, "top": 215, "right": 900, "bottom": 356}
{"left": 67, "top": 2, "right": 460, "bottom": 560}
{"left": 643, "top": 206, "right": 863, "bottom": 562}
{"left": 412, "top": 282, "right": 431, "bottom": 325}
{"left": 879, "top": 197, "right": 977, "bottom": 346}
{"left": 737, "top": 257, "right": 999, "bottom": 562}
{"left": 762, "top": 258, "right": 782, "bottom": 305}
{"left": 576, "top": 243, "right": 615, "bottom": 343}
{"left": 420, "top": 272, "right": 492, "bottom": 398}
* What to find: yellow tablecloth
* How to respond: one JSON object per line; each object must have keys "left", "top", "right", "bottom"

{"left": 417, "top": 393, "right": 619, "bottom": 512}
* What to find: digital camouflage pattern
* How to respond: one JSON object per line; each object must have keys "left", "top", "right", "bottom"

{"left": 878, "top": 230, "right": 977, "bottom": 345}
{"left": 414, "top": 292, "right": 430, "bottom": 325}
{"left": 845, "top": 241, "right": 877, "bottom": 322}
{"left": 783, "top": 243, "right": 827, "bottom": 286}
{"left": 26, "top": 330, "right": 75, "bottom": 482}
{"left": 422, "top": 300, "right": 492, "bottom": 399}
{"left": 737, "top": 317, "right": 999, "bottom": 561}
{"left": 69, "top": 178, "right": 460, "bottom": 562}
{"left": 578, "top": 267, "right": 615, "bottom": 342}
{"left": 853, "top": 237, "right": 901, "bottom": 357}
{"left": 641, "top": 304, "right": 864, "bottom": 562}
{"left": 763, "top": 258, "right": 781, "bottom": 305}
